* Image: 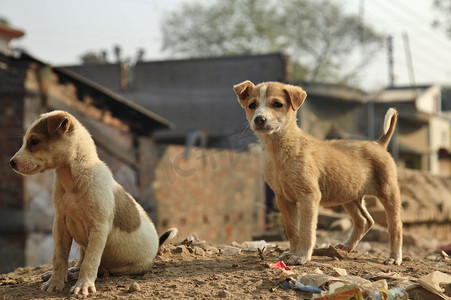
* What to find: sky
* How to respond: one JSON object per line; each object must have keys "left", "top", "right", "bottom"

{"left": 1, "top": 0, "right": 451, "bottom": 91}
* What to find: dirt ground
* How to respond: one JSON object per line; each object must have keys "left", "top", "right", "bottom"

{"left": 1, "top": 229, "right": 450, "bottom": 300}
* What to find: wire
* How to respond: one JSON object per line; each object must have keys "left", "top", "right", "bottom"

{"left": 352, "top": 0, "right": 451, "bottom": 84}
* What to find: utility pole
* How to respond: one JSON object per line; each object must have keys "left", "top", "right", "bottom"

{"left": 387, "top": 35, "right": 395, "bottom": 87}
{"left": 402, "top": 32, "right": 416, "bottom": 88}
{"left": 359, "top": 0, "right": 365, "bottom": 63}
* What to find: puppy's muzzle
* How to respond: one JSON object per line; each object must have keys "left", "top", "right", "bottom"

{"left": 9, "top": 159, "right": 17, "bottom": 170}
{"left": 254, "top": 116, "right": 267, "bottom": 129}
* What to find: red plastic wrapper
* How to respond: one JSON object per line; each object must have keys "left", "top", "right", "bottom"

{"left": 270, "top": 261, "right": 291, "bottom": 271}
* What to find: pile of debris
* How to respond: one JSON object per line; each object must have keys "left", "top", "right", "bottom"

{"left": 267, "top": 260, "right": 451, "bottom": 300}
{"left": 159, "top": 234, "right": 451, "bottom": 299}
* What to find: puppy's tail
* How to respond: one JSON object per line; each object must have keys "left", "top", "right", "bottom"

{"left": 159, "top": 228, "right": 178, "bottom": 246}
{"left": 376, "top": 108, "right": 398, "bottom": 149}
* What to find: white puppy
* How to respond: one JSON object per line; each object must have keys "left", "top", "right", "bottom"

{"left": 10, "top": 110, "right": 177, "bottom": 295}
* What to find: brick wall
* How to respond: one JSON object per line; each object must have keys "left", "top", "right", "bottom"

{"left": 0, "top": 93, "right": 25, "bottom": 211}
{"left": 137, "top": 136, "right": 160, "bottom": 221}
{"left": 153, "top": 145, "right": 265, "bottom": 244}
{"left": 0, "top": 57, "right": 28, "bottom": 273}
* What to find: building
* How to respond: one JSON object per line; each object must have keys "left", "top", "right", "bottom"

{"left": 0, "top": 50, "right": 172, "bottom": 273}
{"left": 63, "top": 53, "right": 289, "bottom": 150}
{"left": 297, "top": 82, "right": 368, "bottom": 140}
{"left": 0, "top": 23, "right": 24, "bottom": 56}
{"left": 373, "top": 85, "right": 450, "bottom": 176}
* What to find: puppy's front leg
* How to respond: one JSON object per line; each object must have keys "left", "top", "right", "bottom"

{"left": 278, "top": 192, "right": 320, "bottom": 265}
{"left": 41, "top": 215, "right": 72, "bottom": 292}
{"left": 41, "top": 247, "right": 83, "bottom": 283}
{"left": 70, "top": 225, "right": 108, "bottom": 295}
{"left": 297, "top": 192, "right": 320, "bottom": 263}
{"left": 277, "top": 195, "right": 304, "bottom": 264}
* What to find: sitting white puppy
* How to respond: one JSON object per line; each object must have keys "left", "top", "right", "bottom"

{"left": 10, "top": 110, "right": 177, "bottom": 295}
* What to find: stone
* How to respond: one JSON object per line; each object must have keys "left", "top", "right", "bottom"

{"left": 329, "top": 218, "right": 352, "bottom": 231}
{"left": 128, "top": 282, "right": 140, "bottom": 292}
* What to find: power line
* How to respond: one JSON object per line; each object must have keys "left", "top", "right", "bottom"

{"left": 361, "top": 13, "right": 451, "bottom": 72}
{"left": 376, "top": 0, "right": 451, "bottom": 60}
{"left": 360, "top": 2, "right": 451, "bottom": 71}
{"left": 350, "top": 0, "right": 451, "bottom": 86}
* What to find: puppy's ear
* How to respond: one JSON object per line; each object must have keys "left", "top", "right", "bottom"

{"left": 283, "top": 85, "right": 307, "bottom": 111}
{"left": 47, "top": 112, "right": 72, "bottom": 135}
{"left": 233, "top": 80, "right": 254, "bottom": 107}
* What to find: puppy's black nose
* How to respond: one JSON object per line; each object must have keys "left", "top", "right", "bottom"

{"left": 254, "top": 116, "right": 266, "bottom": 127}
{"left": 9, "top": 159, "right": 17, "bottom": 169}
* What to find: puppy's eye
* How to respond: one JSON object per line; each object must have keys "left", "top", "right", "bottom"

{"left": 29, "top": 139, "right": 40, "bottom": 146}
{"left": 272, "top": 102, "right": 283, "bottom": 108}
{"left": 249, "top": 102, "right": 257, "bottom": 109}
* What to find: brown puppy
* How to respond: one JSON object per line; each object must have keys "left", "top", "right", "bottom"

{"left": 234, "top": 81, "right": 402, "bottom": 265}
{"left": 10, "top": 111, "right": 177, "bottom": 295}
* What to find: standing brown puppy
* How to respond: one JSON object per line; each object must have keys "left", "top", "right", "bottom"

{"left": 234, "top": 81, "right": 402, "bottom": 265}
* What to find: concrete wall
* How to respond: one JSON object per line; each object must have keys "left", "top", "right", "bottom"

{"left": 417, "top": 85, "right": 441, "bottom": 114}
{"left": 429, "top": 116, "right": 450, "bottom": 175}
{"left": 300, "top": 98, "right": 366, "bottom": 140}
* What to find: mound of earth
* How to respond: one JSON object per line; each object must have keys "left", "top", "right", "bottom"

{"left": 0, "top": 229, "right": 450, "bottom": 299}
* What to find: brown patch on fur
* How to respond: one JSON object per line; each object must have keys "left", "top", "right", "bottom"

{"left": 25, "top": 113, "right": 74, "bottom": 153}
{"left": 26, "top": 120, "right": 50, "bottom": 153}
{"left": 113, "top": 186, "right": 141, "bottom": 232}
{"left": 47, "top": 112, "right": 73, "bottom": 135}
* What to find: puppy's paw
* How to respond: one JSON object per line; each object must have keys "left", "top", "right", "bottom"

{"left": 71, "top": 279, "right": 96, "bottom": 295}
{"left": 279, "top": 251, "right": 310, "bottom": 265}
{"left": 383, "top": 256, "right": 402, "bottom": 265}
{"left": 40, "top": 274, "right": 66, "bottom": 293}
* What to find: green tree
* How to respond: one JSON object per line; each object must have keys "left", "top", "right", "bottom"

{"left": 161, "top": 0, "right": 383, "bottom": 84}
{"left": 79, "top": 45, "right": 145, "bottom": 65}
{"left": 162, "top": 0, "right": 284, "bottom": 57}
{"left": 0, "top": 16, "right": 10, "bottom": 26}
{"left": 433, "top": 0, "right": 451, "bottom": 37}
{"left": 79, "top": 51, "right": 109, "bottom": 64}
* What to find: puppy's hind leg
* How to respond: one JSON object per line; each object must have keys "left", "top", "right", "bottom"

{"left": 336, "top": 197, "right": 374, "bottom": 252}
{"left": 377, "top": 188, "right": 403, "bottom": 265}
{"left": 68, "top": 246, "right": 84, "bottom": 280}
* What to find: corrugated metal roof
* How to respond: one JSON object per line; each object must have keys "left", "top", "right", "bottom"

{"left": 20, "top": 52, "right": 174, "bottom": 133}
